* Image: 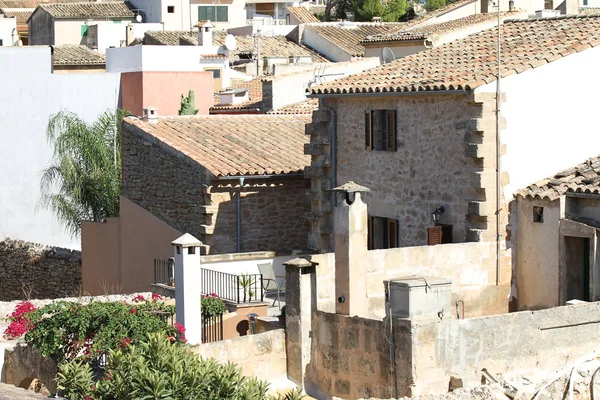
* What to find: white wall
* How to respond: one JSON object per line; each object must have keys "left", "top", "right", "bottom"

{"left": 90, "top": 22, "right": 164, "bottom": 52}
{"left": 476, "top": 45, "right": 600, "bottom": 199}
{"left": 129, "top": 0, "right": 163, "bottom": 24}
{"left": 227, "top": 24, "right": 295, "bottom": 36}
{"left": 55, "top": 19, "right": 133, "bottom": 46}
{"left": 190, "top": 0, "right": 246, "bottom": 30}
{"left": 0, "top": 47, "right": 121, "bottom": 250}
{"left": 302, "top": 26, "right": 352, "bottom": 62}
{"left": 0, "top": 17, "right": 16, "bottom": 46}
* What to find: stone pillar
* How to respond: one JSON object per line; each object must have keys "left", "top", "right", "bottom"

{"left": 284, "top": 257, "right": 317, "bottom": 387}
{"left": 172, "top": 233, "right": 203, "bottom": 345}
{"left": 332, "top": 181, "right": 369, "bottom": 317}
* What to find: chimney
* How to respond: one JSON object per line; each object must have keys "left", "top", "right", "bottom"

{"left": 198, "top": 20, "right": 214, "bottom": 46}
{"left": 126, "top": 23, "right": 134, "bottom": 45}
{"left": 143, "top": 107, "right": 158, "bottom": 124}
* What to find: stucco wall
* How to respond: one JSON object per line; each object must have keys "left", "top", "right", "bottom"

{"left": 301, "top": 26, "right": 351, "bottom": 62}
{"left": 192, "top": 329, "right": 287, "bottom": 381}
{"left": 54, "top": 20, "right": 132, "bottom": 46}
{"left": 88, "top": 23, "right": 164, "bottom": 53}
{"left": 515, "top": 196, "right": 561, "bottom": 310}
{"left": 190, "top": 0, "right": 246, "bottom": 29}
{"left": 120, "top": 70, "right": 214, "bottom": 116}
{"left": 0, "top": 17, "right": 17, "bottom": 46}
{"left": 329, "top": 94, "right": 481, "bottom": 247}
{"left": 363, "top": 43, "right": 425, "bottom": 60}
{"left": 477, "top": 45, "right": 600, "bottom": 200}
{"left": 81, "top": 217, "right": 121, "bottom": 296}
{"left": 0, "top": 47, "right": 121, "bottom": 249}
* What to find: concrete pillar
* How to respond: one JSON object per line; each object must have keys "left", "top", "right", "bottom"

{"left": 332, "top": 181, "right": 370, "bottom": 317}
{"left": 172, "top": 233, "right": 203, "bottom": 345}
{"left": 284, "top": 257, "right": 317, "bottom": 387}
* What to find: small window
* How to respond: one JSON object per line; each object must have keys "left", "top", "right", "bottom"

{"left": 0, "top": 39, "right": 3, "bottom": 46}
{"left": 188, "top": 246, "right": 196, "bottom": 254}
{"left": 533, "top": 206, "right": 544, "bottom": 223}
{"left": 206, "top": 68, "right": 221, "bottom": 78}
{"left": 176, "top": 245, "right": 181, "bottom": 254}
{"left": 365, "top": 109, "right": 397, "bottom": 152}
{"left": 368, "top": 216, "right": 398, "bottom": 250}
{"left": 167, "top": 5, "right": 175, "bottom": 12}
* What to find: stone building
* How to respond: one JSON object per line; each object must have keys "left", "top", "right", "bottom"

{"left": 305, "top": 15, "right": 600, "bottom": 310}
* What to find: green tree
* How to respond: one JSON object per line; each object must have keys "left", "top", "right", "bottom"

{"left": 40, "top": 108, "right": 129, "bottom": 237}
{"left": 383, "top": 0, "right": 407, "bottom": 21}
{"left": 357, "top": 0, "right": 385, "bottom": 20}
{"left": 425, "top": 0, "right": 446, "bottom": 11}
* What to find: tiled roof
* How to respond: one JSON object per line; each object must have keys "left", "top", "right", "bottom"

{"left": 305, "top": 23, "right": 403, "bottom": 57}
{"left": 0, "top": 0, "right": 35, "bottom": 7}
{"left": 310, "top": 15, "right": 600, "bottom": 95}
{"left": 362, "top": 12, "right": 504, "bottom": 43}
{"left": 517, "top": 156, "right": 600, "bottom": 201}
{"left": 212, "top": 78, "right": 263, "bottom": 112}
{"left": 37, "top": 1, "right": 134, "bottom": 19}
{"left": 267, "top": 98, "right": 319, "bottom": 115}
{"left": 287, "top": 6, "right": 319, "bottom": 23}
{"left": 141, "top": 30, "right": 330, "bottom": 62}
{"left": 0, "top": 9, "right": 33, "bottom": 22}
{"left": 52, "top": 44, "right": 105, "bottom": 65}
{"left": 124, "top": 115, "right": 311, "bottom": 177}
{"left": 404, "top": 0, "right": 478, "bottom": 28}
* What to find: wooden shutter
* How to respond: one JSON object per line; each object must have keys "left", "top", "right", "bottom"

{"left": 428, "top": 226, "right": 443, "bottom": 246}
{"left": 387, "top": 219, "right": 398, "bottom": 248}
{"left": 198, "top": 6, "right": 208, "bottom": 21}
{"left": 217, "top": 5, "right": 228, "bottom": 22}
{"left": 365, "top": 111, "right": 373, "bottom": 150}
{"left": 386, "top": 110, "right": 397, "bottom": 152}
{"left": 368, "top": 216, "right": 374, "bottom": 250}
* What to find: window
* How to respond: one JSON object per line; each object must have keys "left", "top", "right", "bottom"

{"left": 365, "top": 109, "right": 397, "bottom": 151}
{"left": 533, "top": 206, "right": 544, "bottom": 223}
{"left": 368, "top": 216, "right": 398, "bottom": 250}
{"left": 167, "top": 5, "right": 175, "bottom": 12}
{"left": 81, "top": 25, "right": 88, "bottom": 36}
{"left": 0, "top": 39, "right": 3, "bottom": 46}
{"left": 198, "top": 5, "right": 228, "bottom": 22}
{"left": 428, "top": 225, "right": 453, "bottom": 245}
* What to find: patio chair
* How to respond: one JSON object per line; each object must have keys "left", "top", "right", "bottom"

{"left": 258, "top": 262, "right": 285, "bottom": 310}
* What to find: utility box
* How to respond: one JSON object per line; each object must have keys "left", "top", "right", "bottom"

{"left": 384, "top": 276, "right": 452, "bottom": 318}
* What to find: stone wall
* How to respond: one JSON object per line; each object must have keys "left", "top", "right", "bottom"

{"left": 122, "top": 123, "right": 209, "bottom": 243}
{"left": 0, "top": 239, "right": 81, "bottom": 301}
{"left": 192, "top": 329, "right": 287, "bottom": 381}
{"left": 306, "top": 92, "right": 506, "bottom": 251}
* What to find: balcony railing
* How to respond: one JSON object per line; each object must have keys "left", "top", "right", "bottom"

{"left": 202, "top": 313, "right": 224, "bottom": 343}
{"left": 153, "top": 258, "right": 174, "bottom": 286}
{"left": 201, "top": 268, "right": 264, "bottom": 304}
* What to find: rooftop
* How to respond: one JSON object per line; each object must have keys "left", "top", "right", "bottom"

{"left": 518, "top": 156, "right": 600, "bottom": 201}
{"left": 362, "top": 12, "right": 509, "bottom": 43}
{"left": 267, "top": 98, "right": 319, "bottom": 115}
{"left": 310, "top": 15, "right": 600, "bottom": 95}
{"left": 212, "top": 78, "right": 263, "bottom": 113}
{"left": 0, "top": 9, "right": 33, "bottom": 22}
{"left": 124, "top": 115, "right": 311, "bottom": 177}
{"left": 52, "top": 44, "right": 105, "bottom": 66}
{"left": 286, "top": 6, "right": 319, "bottom": 24}
{"left": 304, "top": 23, "right": 403, "bottom": 57}
{"left": 34, "top": 1, "right": 134, "bottom": 20}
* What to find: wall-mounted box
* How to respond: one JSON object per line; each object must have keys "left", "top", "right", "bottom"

{"left": 384, "top": 276, "right": 452, "bottom": 318}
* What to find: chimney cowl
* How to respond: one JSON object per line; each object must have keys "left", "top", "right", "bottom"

{"left": 143, "top": 107, "right": 158, "bottom": 123}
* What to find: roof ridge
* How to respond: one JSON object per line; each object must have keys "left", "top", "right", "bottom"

{"left": 504, "top": 12, "right": 600, "bottom": 22}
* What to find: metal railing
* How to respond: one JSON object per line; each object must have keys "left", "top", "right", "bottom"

{"left": 200, "top": 269, "right": 264, "bottom": 304}
{"left": 202, "top": 313, "right": 224, "bottom": 343}
{"left": 154, "top": 258, "right": 174, "bottom": 285}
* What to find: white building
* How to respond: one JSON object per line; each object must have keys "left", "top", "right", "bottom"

{"left": 128, "top": 0, "right": 192, "bottom": 31}
{"left": 0, "top": 15, "right": 16, "bottom": 46}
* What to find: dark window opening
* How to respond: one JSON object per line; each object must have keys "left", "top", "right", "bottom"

{"left": 365, "top": 109, "right": 397, "bottom": 152}
{"left": 428, "top": 224, "right": 453, "bottom": 245}
{"left": 533, "top": 206, "right": 544, "bottom": 223}
{"left": 368, "top": 216, "right": 398, "bottom": 250}
{"left": 167, "top": 5, "right": 175, "bottom": 12}
{"left": 188, "top": 246, "right": 195, "bottom": 255}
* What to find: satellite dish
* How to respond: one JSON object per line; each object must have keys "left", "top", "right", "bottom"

{"left": 225, "top": 34, "right": 237, "bottom": 51}
{"left": 135, "top": 13, "right": 142, "bottom": 23}
{"left": 381, "top": 47, "right": 396, "bottom": 64}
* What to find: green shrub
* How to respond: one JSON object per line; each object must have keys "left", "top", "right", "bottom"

{"left": 56, "top": 332, "right": 301, "bottom": 400}
{"left": 202, "top": 294, "right": 226, "bottom": 316}
{"left": 24, "top": 299, "right": 180, "bottom": 363}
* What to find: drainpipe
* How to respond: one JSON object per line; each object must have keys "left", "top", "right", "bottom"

{"left": 495, "top": 4, "right": 503, "bottom": 286}
{"left": 11, "top": 28, "right": 16, "bottom": 46}
{"left": 319, "top": 98, "right": 337, "bottom": 251}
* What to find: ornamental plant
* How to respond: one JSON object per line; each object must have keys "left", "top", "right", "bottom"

{"left": 201, "top": 293, "right": 226, "bottom": 316}
{"left": 4, "top": 301, "right": 37, "bottom": 339}
{"left": 21, "top": 299, "right": 180, "bottom": 363}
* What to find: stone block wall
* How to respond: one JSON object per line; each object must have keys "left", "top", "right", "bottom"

{"left": 122, "top": 124, "right": 209, "bottom": 243}
{"left": 193, "top": 329, "right": 287, "bottom": 381}
{"left": 0, "top": 239, "right": 81, "bottom": 301}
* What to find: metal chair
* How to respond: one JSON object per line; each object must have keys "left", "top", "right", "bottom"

{"left": 258, "top": 262, "right": 285, "bottom": 309}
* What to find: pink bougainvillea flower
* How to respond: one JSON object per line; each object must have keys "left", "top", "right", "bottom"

{"left": 120, "top": 337, "right": 131, "bottom": 348}
{"left": 130, "top": 308, "right": 137, "bottom": 314}
{"left": 174, "top": 322, "right": 186, "bottom": 335}
{"left": 151, "top": 293, "right": 163, "bottom": 301}
{"left": 132, "top": 294, "right": 146, "bottom": 303}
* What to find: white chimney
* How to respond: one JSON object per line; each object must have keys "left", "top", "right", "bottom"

{"left": 126, "top": 23, "right": 134, "bottom": 45}
{"left": 143, "top": 107, "right": 158, "bottom": 124}
{"left": 198, "top": 20, "right": 214, "bottom": 46}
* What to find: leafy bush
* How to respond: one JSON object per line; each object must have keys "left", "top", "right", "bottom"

{"left": 56, "top": 332, "right": 303, "bottom": 400}
{"left": 202, "top": 293, "right": 226, "bottom": 316}
{"left": 19, "top": 299, "right": 180, "bottom": 363}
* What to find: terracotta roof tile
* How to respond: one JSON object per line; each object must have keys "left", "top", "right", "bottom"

{"left": 52, "top": 44, "right": 105, "bottom": 65}
{"left": 305, "top": 23, "right": 403, "bottom": 57}
{"left": 362, "top": 12, "right": 509, "bottom": 43}
{"left": 212, "top": 78, "right": 263, "bottom": 112}
{"left": 143, "top": 30, "right": 196, "bottom": 45}
{"left": 124, "top": 115, "right": 311, "bottom": 177}
{"left": 517, "top": 156, "right": 600, "bottom": 201}
{"left": 267, "top": 98, "right": 319, "bottom": 114}
{"left": 0, "top": 9, "right": 33, "bottom": 21}
{"left": 287, "top": 6, "right": 319, "bottom": 23}
{"left": 36, "top": 1, "right": 133, "bottom": 19}
{"left": 310, "top": 15, "right": 600, "bottom": 95}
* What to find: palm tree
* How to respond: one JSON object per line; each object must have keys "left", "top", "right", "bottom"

{"left": 40, "top": 109, "right": 129, "bottom": 237}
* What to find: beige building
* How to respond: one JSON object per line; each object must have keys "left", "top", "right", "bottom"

{"left": 515, "top": 156, "right": 600, "bottom": 311}
{"left": 305, "top": 15, "right": 600, "bottom": 311}
{"left": 51, "top": 44, "right": 105, "bottom": 73}
{"left": 28, "top": 1, "right": 135, "bottom": 45}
